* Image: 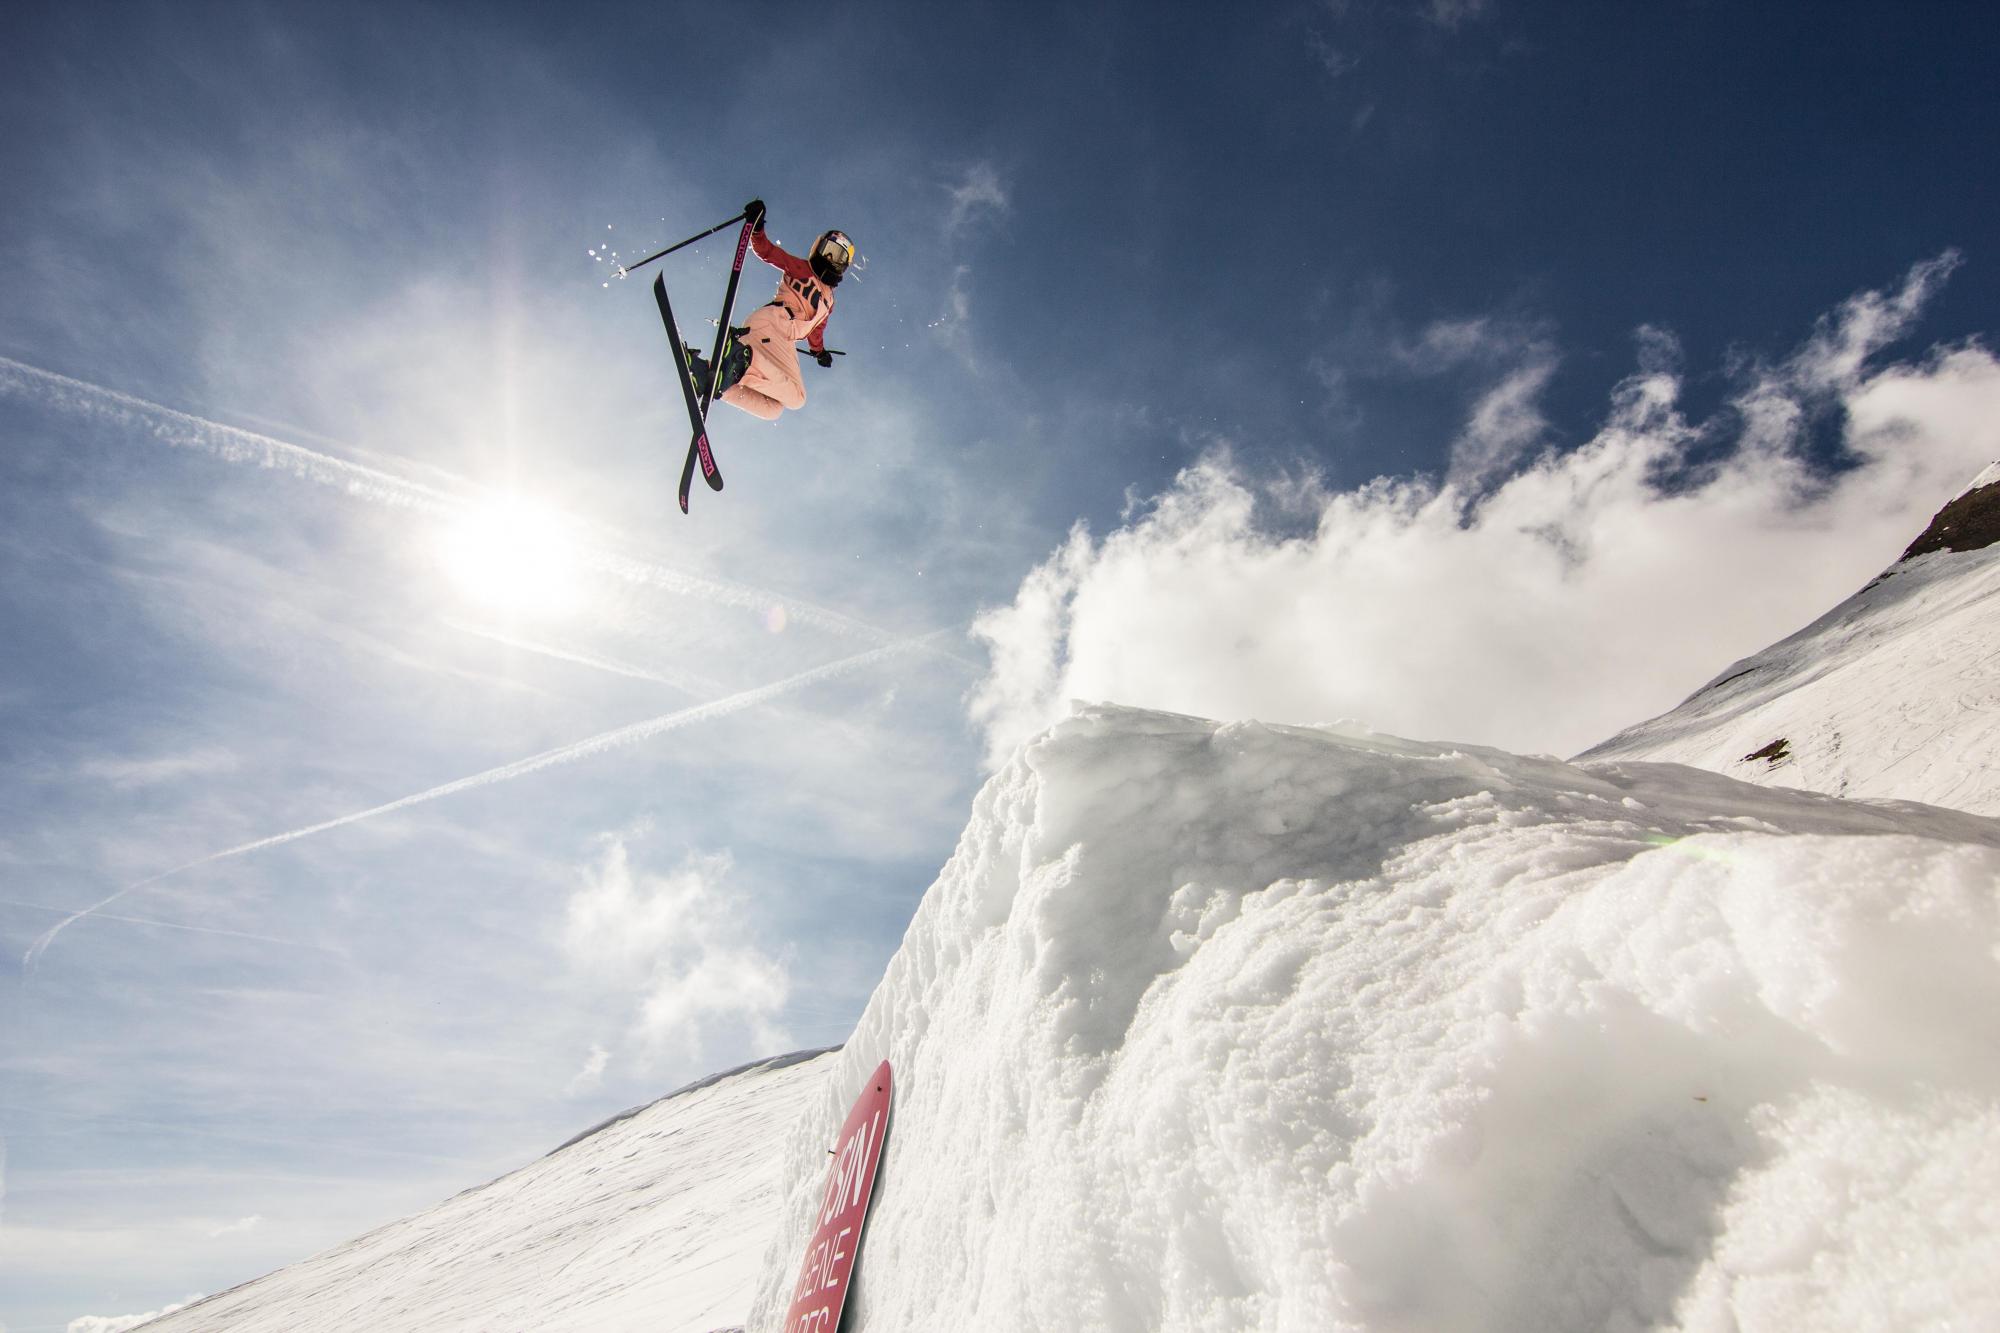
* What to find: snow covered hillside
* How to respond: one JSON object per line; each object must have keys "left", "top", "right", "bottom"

{"left": 132, "top": 474, "right": 2000, "bottom": 1333}
{"left": 748, "top": 704, "right": 2000, "bottom": 1331}
{"left": 140, "top": 1049, "right": 835, "bottom": 1333}
{"left": 1582, "top": 465, "right": 2000, "bottom": 816}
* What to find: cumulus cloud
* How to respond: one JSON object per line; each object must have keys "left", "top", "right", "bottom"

{"left": 970, "top": 255, "right": 1997, "bottom": 764}
{"left": 563, "top": 837, "right": 790, "bottom": 1059}
{"left": 68, "top": 1299, "right": 200, "bottom": 1333}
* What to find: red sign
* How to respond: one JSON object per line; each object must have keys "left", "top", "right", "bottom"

{"left": 782, "top": 1060, "right": 893, "bottom": 1333}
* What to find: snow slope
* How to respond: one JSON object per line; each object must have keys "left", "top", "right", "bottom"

{"left": 136, "top": 469, "right": 2000, "bottom": 1331}
{"left": 1580, "top": 467, "right": 2000, "bottom": 816}
{"left": 141, "top": 1049, "right": 836, "bottom": 1333}
{"left": 747, "top": 704, "right": 2000, "bottom": 1331}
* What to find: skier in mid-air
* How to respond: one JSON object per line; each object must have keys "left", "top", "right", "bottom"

{"left": 689, "top": 198, "right": 854, "bottom": 421}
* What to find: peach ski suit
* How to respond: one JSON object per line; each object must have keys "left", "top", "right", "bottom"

{"left": 719, "top": 231, "right": 836, "bottom": 421}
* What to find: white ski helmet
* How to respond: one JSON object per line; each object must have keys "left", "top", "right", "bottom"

{"left": 809, "top": 230, "right": 855, "bottom": 285}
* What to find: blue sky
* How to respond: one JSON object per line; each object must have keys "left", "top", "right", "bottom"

{"left": 5, "top": 1, "right": 2000, "bottom": 1326}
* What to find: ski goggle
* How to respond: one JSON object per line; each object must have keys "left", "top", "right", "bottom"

{"left": 812, "top": 232, "right": 855, "bottom": 274}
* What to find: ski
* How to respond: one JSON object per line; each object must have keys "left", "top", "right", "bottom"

{"left": 657, "top": 212, "right": 759, "bottom": 514}
{"left": 654, "top": 273, "right": 721, "bottom": 513}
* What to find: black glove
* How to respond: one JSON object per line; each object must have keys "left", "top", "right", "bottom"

{"left": 814, "top": 349, "right": 834, "bottom": 368}
{"left": 744, "top": 198, "right": 766, "bottom": 230}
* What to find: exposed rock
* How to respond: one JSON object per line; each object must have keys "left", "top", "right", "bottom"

{"left": 1901, "top": 477, "right": 2000, "bottom": 560}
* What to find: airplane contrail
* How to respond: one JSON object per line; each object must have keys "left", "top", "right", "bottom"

{"left": 23, "top": 632, "right": 945, "bottom": 971}
{"left": 0, "top": 354, "right": 458, "bottom": 511}
{"left": 0, "top": 898, "right": 330, "bottom": 951}
{"left": 0, "top": 355, "right": 942, "bottom": 648}
{"left": 447, "top": 622, "right": 723, "bottom": 696}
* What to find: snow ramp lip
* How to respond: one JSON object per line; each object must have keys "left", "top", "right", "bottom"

{"left": 547, "top": 1045, "right": 841, "bottom": 1156}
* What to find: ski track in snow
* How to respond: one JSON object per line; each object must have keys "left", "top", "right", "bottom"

{"left": 22, "top": 633, "right": 947, "bottom": 972}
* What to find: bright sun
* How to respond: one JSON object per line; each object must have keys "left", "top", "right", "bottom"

{"left": 435, "top": 496, "right": 586, "bottom": 618}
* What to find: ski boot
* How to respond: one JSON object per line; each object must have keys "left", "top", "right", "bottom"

{"left": 684, "top": 346, "right": 716, "bottom": 398}
{"left": 714, "top": 327, "right": 753, "bottom": 394}
{"left": 685, "top": 328, "right": 751, "bottom": 399}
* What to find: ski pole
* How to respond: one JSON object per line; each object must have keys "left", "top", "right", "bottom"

{"left": 612, "top": 211, "right": 749, "bottom": 278}
{"left": 799, "top": 345, "right": 846, "bottom": 356}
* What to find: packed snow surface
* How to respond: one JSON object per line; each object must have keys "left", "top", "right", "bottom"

{"left": 748, "top": 704, "right": 2000, "bottom": 1331}
{"left": 141, "top": 1049, "right": 836, "bottom": 1333}
{"left": 1583, "top": 503, "right": 2000, "bottom": 818}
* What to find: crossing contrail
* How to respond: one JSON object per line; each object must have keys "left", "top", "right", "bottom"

{"left": 23, "top": 632, "right": 945, "bottom": 971}
{"left": 0, "top": 898, "right": 330, "bottom": 952}
{"left": 0, "top": 354, "right": 933, "bottom": 647}
{"left": 0, "top": 354, "right": 458, "bottom": 511}
{"left": 447, "top": 622, "right": 722, "bottom": 695}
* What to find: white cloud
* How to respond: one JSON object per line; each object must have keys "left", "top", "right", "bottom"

{"left": 563, "top": 837, "right": 791, "bottom": 1059}
{"left": 1394, "top": 314, "right": 1551, "bottom": 374}
{"left": 1449, "top": 351, "right": 1558, "bottom": 488}
{"left": 1387, "top": 315, "right": 1562, "bottom": 486}
{"left": 933, "top": 163, "right": 1008, "bottom": 360}
{"left": 945, "top": 163, "right": 1010, "bottom": 235}
{"left": 565, "top": 1043, "right": 611, "bottom": 1096}
{"left": 1307, "top": 31, "right": 1357, "bottom": 79}
{"left": 1425, "top": 0, "right": 1489, "bottom": 29}
{"left": 1789, "top": 250, "right": 1961, "bottom": 393}
{"left": 206, "top": 1214, "right": 264, "bottom": 1239}
{"left": 929, "top": 263, "right": 979, "bottom": 360}
{"left": 68, "top": 1298, "right": 201, "bottom": 1333}
{"left": 969, "top": 256, "right": 1999, "bottom": 764}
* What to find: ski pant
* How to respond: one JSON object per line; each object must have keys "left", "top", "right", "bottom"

{"left": 719, "top": 303, "right": 807, "bottom": 422}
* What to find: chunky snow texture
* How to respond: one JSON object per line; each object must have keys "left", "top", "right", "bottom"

{"left": 746, "top": 704, "right": 2000, "bottom": 1332}
{"left": 143, "top": 1050, "right": 837, "bottom": 1333}
{"left": 1580, "top": 534, "right": 2000, "bottom": 817}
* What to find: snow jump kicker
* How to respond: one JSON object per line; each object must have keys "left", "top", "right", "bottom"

{"left": 782, "top": 1060, "right": 893, "bottom": 1333}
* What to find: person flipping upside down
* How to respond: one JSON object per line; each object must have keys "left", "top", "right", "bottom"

{"left": 690, "top": 198, "right": 854, "bottom": 421}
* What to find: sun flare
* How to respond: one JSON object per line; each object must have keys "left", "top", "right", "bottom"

{"left": 435, "top": 496, "right": 586, "bottom": 618}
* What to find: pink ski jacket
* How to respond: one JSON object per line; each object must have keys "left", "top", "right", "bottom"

{"left": 750, "top": 231, "right": 835, "bottom": 355}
